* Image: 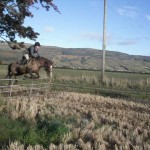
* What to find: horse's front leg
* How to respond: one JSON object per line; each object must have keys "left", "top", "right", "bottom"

{"left": 35, "top": 72, "right": 40, "bottom": 79}
{"left": 14, "top": 75, "right": 18, "bottom": 84}
{"left": 6, "top": 73, "right": 13, "bottom": 85}
{"left": 28, "top": 68, "right": 34, "bottom": 79}
{"left": 8, "top": 74, "right": 12, "bottom": 85}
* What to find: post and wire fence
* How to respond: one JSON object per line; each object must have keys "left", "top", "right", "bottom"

{"left": 0, "top": 78, "right": 52, "bottom": 97}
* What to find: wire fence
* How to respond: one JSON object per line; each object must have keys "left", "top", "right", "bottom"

{"left": 1, "top": 78, "right": 150, "bottom": 104}
{"left": 0, "top": 78, "right": 51, "bottom": 97}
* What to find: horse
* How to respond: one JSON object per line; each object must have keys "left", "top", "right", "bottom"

{"left": 6, "top": 57, "right": 53, "bottom": 84}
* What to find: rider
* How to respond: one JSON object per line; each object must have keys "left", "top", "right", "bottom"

{"left": 20, "top": 42, "right": 41, "bottom": 65}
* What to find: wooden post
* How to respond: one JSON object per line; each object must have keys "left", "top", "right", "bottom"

{"left": 10, "top": 80, "right": 14, "bottom": 97}
{"left": 29, "top": 79, "right": 34, "bottom": 96}
{"left": 101, "top": 0, "right": 107, "bottom": 83}
{"left": 45, "top": 77, "right": 51, "bottom": 97}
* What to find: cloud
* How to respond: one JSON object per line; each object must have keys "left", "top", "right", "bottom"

{"left": 44, "top": 26, "right": 54, "bottom": 32}
{"left": 117, "top": 39, "right": 138, "bottom": 46}
{"left": 70, "top": 32, "right": 115, "bottom": 45}
{"left": 145, "top": 14, "right": 150, "bottom": 21}
{"left": 79, "top": 32, "right": 113, "bottom": 44}
{"left": 81, "top": 32, "right": 100, "bottom": 41}
{"left": 105, "top": 35, "right": 140, "bottom": 46}
{"left": 117, "top": 6, "right": 138, "bottom": 18}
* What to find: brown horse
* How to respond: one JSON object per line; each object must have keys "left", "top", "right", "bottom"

{"left": 6, "top": 57, "right": 53, "bottom": 84}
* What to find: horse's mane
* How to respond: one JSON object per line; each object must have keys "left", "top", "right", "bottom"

{"left": 40, "top": 57, "right": 49, "bottom": 61}
{"left": 39, "top": 57, "right": 53, "bottom": 65}
{"left": 40, "top": 56, "right": 47, "bottom": 59}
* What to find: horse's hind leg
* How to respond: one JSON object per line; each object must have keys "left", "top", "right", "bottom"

{"left": 5, "top": 73, "right": 13, "bottom": 85}
{"left": 5, "top": 72, "right": 10, "bottom": 79}
{"left": 5, "top": 67, "right": 12, "bottom": 85}
{"left": 5, "top": 63, "right": 19, "bottom": 85}
{"left": 5, "top": 63, "right": 11, "bottom": 79}
{"left": 6, "top": 67, "right": 17, "bottom": 85}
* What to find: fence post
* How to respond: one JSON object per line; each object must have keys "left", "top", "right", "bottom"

{"left": 0, "top": 88, "right": 1, "bottom": 97}
{"left": 10, "top": 80, "right": 14, "bottom": 97}
{"left": 29, "top": 79, "right": 34, "bottom": 96}
{"left": 45, "top": 77, "right": 51, "bottom": 96}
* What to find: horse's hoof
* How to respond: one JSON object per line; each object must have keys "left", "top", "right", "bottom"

{"left": 24, "top": 75, "right": 29, "bottom": 78}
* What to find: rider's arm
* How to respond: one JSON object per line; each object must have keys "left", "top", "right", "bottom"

{"left": 36, "top": 51, "right": 40, "bottom": 58}
{"left": 30, "top": 47, "right": 39, "bottom": 58}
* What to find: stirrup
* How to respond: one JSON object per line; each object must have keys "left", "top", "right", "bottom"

{"left": 17, "top": 59, "right": 22, "bottom": 65}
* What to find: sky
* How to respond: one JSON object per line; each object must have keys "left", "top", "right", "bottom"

{"left": 19, "top": 0, "right": 150, "bottom": 56}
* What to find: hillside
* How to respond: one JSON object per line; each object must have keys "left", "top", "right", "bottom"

{"left": 0, "top": 43, "right": 150, "bottom": 73}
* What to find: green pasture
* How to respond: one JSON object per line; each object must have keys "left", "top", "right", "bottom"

{"left": 52, "top": 68, "right": 150, "bottom": 102}
{"left": 52, "top": 68, "right": 150, "bottom": 89}
{"left": 1, "top": 64, "right": 149, "bottom": 80}
{"left": 0, "top": 65, "right": 150, "bottom": 102}
{"left": 1, "top": 64, "right": 150, "bottom": 88}
{"left": 53, "top": 68, "right": 150, "bottom": 80}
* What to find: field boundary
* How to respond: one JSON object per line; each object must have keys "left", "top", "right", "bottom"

{"left": 1, "top": 79, "right": 149, "bottom": 96}
{"left": 51, "top": 83, "right": 150, "bottom": 94}
{"left": 0, "top": 78, "right": 51, "bottom": 97}
{"left": 0, "top": 79, "right": 149, "bottom": 104}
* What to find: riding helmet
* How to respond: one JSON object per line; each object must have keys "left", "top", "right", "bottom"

{"left": 34, "top": 42, "right": 41, "bottom": 46}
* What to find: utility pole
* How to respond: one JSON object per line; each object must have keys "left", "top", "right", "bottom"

{"left": 101, "top": 0, "right": 107, "bottom": 82}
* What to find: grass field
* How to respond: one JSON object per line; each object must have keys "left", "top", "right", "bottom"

{"left": 53, "top": 68, "right": 150, "bottom": 88}
{"left": 0, "top": 65, "right": 150, "bottom": 102}
{"left": 1, "top": 64, "right": 150, "bottom": 80}
{"left": 54, "top": 68, "right": 150, "bottom": 79}
{"left": 52, "top": 68, "right": 150, "bottom": 103}
{"left": 0, "top": 64, "right": 150, "bottom": 149}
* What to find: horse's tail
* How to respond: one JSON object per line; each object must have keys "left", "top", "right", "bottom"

{"left": 5, "top": 63, "right": 12, "bottom": 78}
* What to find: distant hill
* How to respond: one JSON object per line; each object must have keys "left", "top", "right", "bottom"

{"left": 0, "top": 43, "right": 150, "bottom": 73}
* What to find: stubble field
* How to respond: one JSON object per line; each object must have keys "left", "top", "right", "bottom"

{"left": 1, "top": 91, "right": 150, "bottom": 150}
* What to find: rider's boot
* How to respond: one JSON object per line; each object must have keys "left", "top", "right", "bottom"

{"left": 20, "top": 58, "right": 27, "bottom": 65}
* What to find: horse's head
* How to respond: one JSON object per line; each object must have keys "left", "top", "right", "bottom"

{"left": 42, "top": 58, "right": 53, "bottom": 77}
{"left": 37, "top": 57, "right": 53, "bottom": 77}
{"left": 46, "top": 60, "right": 53, "bottom": 77}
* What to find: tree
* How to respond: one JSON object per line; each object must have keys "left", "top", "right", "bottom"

{"left": 0, "top": 0, "right": 60, "bottom": 49}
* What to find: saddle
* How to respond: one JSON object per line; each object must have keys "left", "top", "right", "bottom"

{"left": 17, "top": 57, "right": 39, "bottom": 66}
{"left": 17, "top": 57, "right": 29, "bottom": 65}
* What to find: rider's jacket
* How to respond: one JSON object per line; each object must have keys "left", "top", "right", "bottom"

{"left": 23, "top": 46, "right": 40, "bottom": 59}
